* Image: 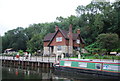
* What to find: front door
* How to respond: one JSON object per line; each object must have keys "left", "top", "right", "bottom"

{"left": 50, "top": 46, "right": 54, "bottom": 54}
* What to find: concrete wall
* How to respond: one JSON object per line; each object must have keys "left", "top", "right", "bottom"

{"left": 44, "top": 46, "right": 74, "bottom": 56}
{"left": 43, "top": 47, "right": 50, "bottom": 55}
{"left": 53, "top": 46, "right": 68, "bottom": 55}
{"left": 68, "top": 46, "right": 73, "bottom": 55}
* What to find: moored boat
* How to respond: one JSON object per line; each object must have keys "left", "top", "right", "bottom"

{"left": 54, "top": 59, "right": 120, "bottom": 77}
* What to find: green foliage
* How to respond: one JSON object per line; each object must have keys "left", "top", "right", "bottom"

{"left": 18, "top": 50, "right": 24, "bottom": 56}
{"left": 26, "top": 49, "right": 32, "bottom": 53}
{"left": 18, "top": 50, "right": 23, "bottom": 54}
{"left": 114, "top": 56, "right": 120, "bottom": 60}
{"left": 85, "top": 42, "right": 99, "bottom": 48}
{"left": 93, "top": 54, "right": 99, "bottom": 59}
{"left": 96, "top": 33, "right": 119, "bottom": 51}
{"left": 71, "top": 54, "right": 120, "bottom": 60}
{"left": 111, "top": 48, "right": 120, "bottom": 52}
{"left": 27, "top": 34, "right": 43, "bottom": 52}
{"left": 83, "top": 53, "right": 92, "bottom": 57}
{"left": 2, "top": 27, "right": 28, "bottom": 51}
{"left": 101, "top": 55, "right": 110, "bottom": 59}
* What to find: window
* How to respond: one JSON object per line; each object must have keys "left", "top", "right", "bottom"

{"left": 96, "top": 64, "right": 101, "bottom": 69}
{"left": 76, "top": 39, "right": 80, "bottom": 44}
{"left": 56, "top": 37, "right": 62, "bottom": 42}
{"left": 64, "top": 61, "right": 71, "bottom": 66}
{"left": 57, "top": 46, "right": 62, "bottom": 51}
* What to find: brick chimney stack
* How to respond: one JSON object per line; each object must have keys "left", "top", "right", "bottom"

{"left": 68, "top": 24, "right": 73, "bottom": 55}
{"left": 77, "top": 29, "right": 80, "bottom": 34}
{"left": 69, "top": 24, "right": 72, "bottom": 34}
{"left": 55, "top": 26, "right": 59, "bottom": 32}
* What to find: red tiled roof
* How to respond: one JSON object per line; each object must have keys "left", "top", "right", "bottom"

{"left": 60, "top": 30, "right": 69, "bottom": 39}
{"left": 44, "top": 33, "right": 55, "bottom": 41}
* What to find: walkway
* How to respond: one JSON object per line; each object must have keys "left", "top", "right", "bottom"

{"left": 0, "top": 56, "right": 57, "bottom": 63}
{"left": 0, "top": 56, "right": 119, "bottom": 63}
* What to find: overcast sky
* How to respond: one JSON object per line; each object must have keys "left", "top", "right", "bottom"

{"left": 0, "top": 0, "right": 117, "bottom": 36}
{"left": 0, "top": 0, "right": 94, "bottom": 36}
{"left": 0, "top": 0, "right": 116, "bottom": 36}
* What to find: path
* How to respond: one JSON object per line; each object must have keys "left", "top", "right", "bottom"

{"left": 0, "top": 56, "right": 119, "bottom": 63}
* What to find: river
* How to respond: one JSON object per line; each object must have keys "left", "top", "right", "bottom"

{"left": 2, "top": 66, "right": 119, "bottom": 81}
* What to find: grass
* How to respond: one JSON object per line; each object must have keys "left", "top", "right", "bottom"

{"left": 70, "top": 55, "right": 120, "bottom": 60}
{"left": 84, "top": 56, "right": 95, "bottom": 59}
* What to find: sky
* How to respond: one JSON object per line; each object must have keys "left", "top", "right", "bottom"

{"left": 0, "top": 0, "right": 93, "bottom": 36}
{"left": 0, "top": 0, "right": 116, "bottom": 36}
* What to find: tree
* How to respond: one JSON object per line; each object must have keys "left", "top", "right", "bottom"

{"left": 96, "top": 33, "right": 119, "bottom": 52}
{"left": 2, "top": 27, "right": 28, "bottom": 51}
{"left": 27, "top": 34, "right": 43, "bottom": 52}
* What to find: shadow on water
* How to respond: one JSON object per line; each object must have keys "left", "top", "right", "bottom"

{"left": 53, "top": 69, "right": 120, "bottom": 81}
{"left": 2, "top": 65, "right": 120, "bottom": 81}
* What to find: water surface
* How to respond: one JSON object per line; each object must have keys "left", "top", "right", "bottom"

{"left": 2, "top": 66, "right": 119, "bottom": 81}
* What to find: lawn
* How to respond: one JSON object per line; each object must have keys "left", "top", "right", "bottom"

{"left": 70, "top": 53, "right": 120, "bottom": 60}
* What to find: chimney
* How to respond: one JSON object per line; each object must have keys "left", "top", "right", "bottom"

{"left": 69, "top": 24, "right": 72, "bottom": 34}
{"left": 77, "top": 29, "right": 80, "bottom": 34}
{"left": 68, "top": 24, "right": 73, "bottom": 44}
{"left": 55, "top": 26, "right": 59, "bottom": 32}
{"left": 68, "top": 24, "right": 73, "bottom": 55}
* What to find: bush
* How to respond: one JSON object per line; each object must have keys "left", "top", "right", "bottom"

{"left": 93, "top": 54, "right": 99, "bottom": 59}
{"left": 83, "top": 53, "right": 92, "bottom": 56}
{"left": 18, "top": 50, "right": 24, "bottom": 56}
{"left": 111, "top": 56, "right": 120, "bottom": 60}
{"left": 101, "top": 55, "right": 110, "bottom": 59}
{"left": 116, "top": 48, "right": 120, "bottom": 53}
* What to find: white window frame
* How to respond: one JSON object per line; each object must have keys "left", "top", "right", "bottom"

{"left": 56, "top": 37, "right": 62, "bottom": 42}
{"left": 76, "top": 39, "right": 80, "bottom": 44}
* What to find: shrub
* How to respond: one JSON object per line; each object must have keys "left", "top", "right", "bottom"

{"left": 112, "top": 56, "right": 120, "bottom": 60}
{"left": 102, "top": 55, "right": 110, "bottom": 59}
{"left": 83, "top": 53, "right": 92, "bottom": 56}
{"left": 93, "top": 54, "right": 99, "bottom": 59}
{"left": 18, "top": 50, "right": 24, "bottom": 56}
{"left": 116, "top": 48, "right": 120, "bottom": 53}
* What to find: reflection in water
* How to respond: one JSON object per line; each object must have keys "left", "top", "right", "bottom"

{"left": 2, "top": 66, "right": 119, "bottom": 81}
{"left": 53, "top": 70, "right": 119, "bottom": 81}
{"left": 2, "top": 66, "right": 53, "bottom": 79}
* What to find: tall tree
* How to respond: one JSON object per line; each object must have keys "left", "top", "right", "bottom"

{"left": 96, "top": 33, "right": 119, "bottom": 52}
{"left": 2, "top": 27, "right": 28, "bottom": 51}
{"left": 27, "top": 34, "right": 43, "bottom": 52}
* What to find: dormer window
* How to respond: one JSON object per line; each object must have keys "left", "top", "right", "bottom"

{"left": 76, "top": 39, "right": 80, "bottom": 44}
{"left": 56, "top": 37, "right": 62, "bottom": 42}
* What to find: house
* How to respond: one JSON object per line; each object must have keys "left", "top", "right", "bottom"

{"left": 43, "top": 24, "right": 85, "bottom": 56}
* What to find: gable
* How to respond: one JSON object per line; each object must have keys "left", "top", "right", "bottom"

{"left": 49, "top": 30, "right": 67, "bottom": 46}
{"left": 43, "top": 27, "right": 85, "bottom": 47}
